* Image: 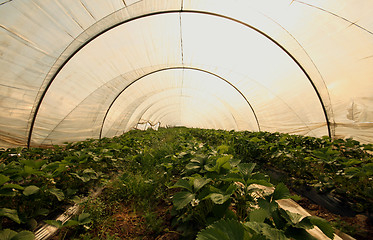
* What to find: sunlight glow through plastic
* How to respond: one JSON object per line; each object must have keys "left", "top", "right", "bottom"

{"left": 0, "top": 0, "right": 372, "bottom": 147}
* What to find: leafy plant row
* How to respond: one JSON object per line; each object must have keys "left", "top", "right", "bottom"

{"left": 0, "top": 127, "right": 371, "bottom": 239}
{"left": 229, "top": 131, "right": 373, "bottom": 214}
{"left": 184, "top": 128, "right": 372, "bottom": 213}
{"left": 170, "top": 143, "right": 334, "bottom": 240}
{"left": 0, "top": 129, "right": 185, "bottom": 239}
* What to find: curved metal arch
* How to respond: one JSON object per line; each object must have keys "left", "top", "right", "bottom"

{"left": 27, "top": 9, "right": 332, "bottom": 147}
{"left": 293, "top": 0, "right": 373, "bottom": 35}
{"left": 99, "top": 66, "right": 260, "bottom": 138}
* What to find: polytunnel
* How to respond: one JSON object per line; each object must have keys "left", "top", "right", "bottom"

{"left": 0, "top": 0, "right": 373, "bottom": 148}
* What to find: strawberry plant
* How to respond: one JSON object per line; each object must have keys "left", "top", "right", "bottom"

{"left": 0, "top": 127, "right": 370, "bottom": 239}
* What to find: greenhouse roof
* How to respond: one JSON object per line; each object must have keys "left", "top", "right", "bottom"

{"left": 0, "top": 0, "right": 372, "bottom": 147}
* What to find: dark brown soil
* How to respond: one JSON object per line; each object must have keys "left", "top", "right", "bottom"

{"left": 51, "top": 202, "right": 180, "bottom": 240}
{"left": 101, "top": 203, "right": 179, "bottom": 240}
{"left": 51, "top": 196, "right": 371, "bottom": 240}
{"left": 296, "top": 196, "right": 372, "bottom": 240}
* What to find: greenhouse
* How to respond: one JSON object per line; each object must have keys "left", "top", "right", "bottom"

{"left": 0, "top": 0, "right": 372, "bottom": 239}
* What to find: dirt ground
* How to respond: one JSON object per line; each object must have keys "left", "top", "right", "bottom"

{"left": 100, "top": 204, "right": 179, "bottom": 240}
{"left": 296, "top": 196, "right": 372, "bottom": 240}
{"left": 51, "top": 202, "right": 180, "bottom": 240}
{"left": 51, "top": 197, "right": 371, "bottom": 240}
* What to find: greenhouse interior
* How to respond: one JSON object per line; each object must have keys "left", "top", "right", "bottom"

{"left": 0, "top": 0, "right": 372, "bottom": 239}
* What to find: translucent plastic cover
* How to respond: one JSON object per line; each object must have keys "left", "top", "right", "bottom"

{"left": 0, "top": 0, "right": 372, "bottom": 147}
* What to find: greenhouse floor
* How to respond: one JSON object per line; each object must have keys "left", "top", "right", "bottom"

{"left": 37, "top": 185, "right": 354, "bottom": 240}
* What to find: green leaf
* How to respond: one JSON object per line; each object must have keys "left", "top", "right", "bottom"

{"left": 249, "top": 208, "right": 269, "bottom": 223}
{"left": 221, "top": 173, "right": 242, "bottom": 182}
{"left": 0, "top": 208, "right": 20, "bottom": 224}
{"left": 363, "top": 163, "right": 373, "bottom": 175}
{"left": 20, "top": 159, "right": 45, "bottom": 170}
{"left": 49, "top": 188, "right": 65, "bottom": 201}
{"left": 208, "top": 155, "right": 232, "bottom": 173}
{"left": 272, "top": 183, "right": 290, "bottom": 201}
{"left": 344, "top": 167, "right": 359, "bottom": 178}
{"left": 271, "top": 209, "right": 288, "bottom": 230}
{"left": 278, "top": 208, "right": 303, "bottom": 225}
{"left": 66, "top": 188, "right": 78, "bottom": 196}
{"left": 71, "top": 195, "right": 82, "bottom": 204}
{"left": 23, "top": 165, "right": 36, "bottom": 175}
{"left": 35, "top": 208, "right": 49, "bottom": 216}
{"left": 11, "top": 231, "right": 35, "bottom": 240}
{"left": 244, "top": 222, "right": 288, "bottom": 240}
{"left": 257, "top": 198, "right": 278, "bottom": 213}
{"left": 216, "top": 155, "right": 232, "bottom": 170}
{"left": 78, "top": 212, "right": 91, "bottom": 225}
{"left": 172, "top": 191, "right": 195, "bottom": 210}
{"left": 260, "top": 225, "right": 288, "bottom": 240}
{"left": 82, "top": 168, "right": 96, "bottom": 174}
{"left": 193, "top": 177, "right": 211, "bottom": 192}
{"left": 285, "top": 226, "right": 317, "bottom": 240}
{"left": 71, "top": 173, "right": 90, "bottom": 182}
{"left": 229, "top": 158, "right": 241, "bottom": 168}
{"left": 23, "top": 185, "right": 40, "bottom": 196}
{"left": 43, "top": 162, "right": 60, "bottom": 171}
{"left": 217, "top": 145, "right": 230, "bottom": 154}
{"left": 250, "top": 137, "right": 263, "bottom": 143}
{"left": 63, "top": 219, "right": 79, "bottom": 227}
{"left": 246, "top": 179, "right": 272, "bottom": 187}
{"left": 290, "top": 194, "right": 302, "bottom": 201}
{"left": 185, "top": 162, "right": 201, "bottom": 171}
{"left": 0, "top": 229, "right": 17, "bottom": 240}
{"left": 307, "top": 216, "right": 334, "bottom": 239}
{"left": 211, "top": 201, "right": 232, "bottom": 219}
{"left": 0, "top": 188, "right": 16, "bottom": 197}
{"left": 238, "top": 163, "right": 256, "bottom": 177}
{"left": 342, "top": 159, "right": 361, "bottom": 167}
{"left": 363, "top": 144, "right": 373, "bottom": 151}
{"left": 52, "top": 163, "right": 69, "bottom": 176}
{"left": 170, "top": 178, "right": 193, "bottom": 192}
{"left": 28, "top": 218, "right": 38, "bottom": 230}
{"left": 45, "top": 220, "right": 63, "bottom": 228}
{"left": 196, "top": 219, "right": 249, "bottom": 240}
{"left": 297, "top": 217, "right": 314, "bottom": 230}
{"left": 0, "top": 174, "right": 10, "bottom": 185}
{"left": 2, "top": 183, "right": 24, "bottom": 190}
{"left": 225, "top": 184, "right": 237, "bottom": 195}
{"left": 250, "top": 235, "right": 267, "bottom": 240}
{"left": 190, "top": 156, "right": 207, "bottom": 164}
{"left": 208, "top": 193, "right": 231, "bottom": 204}
{"left": 251, "top": 172, "right": 270, "bottom": 181}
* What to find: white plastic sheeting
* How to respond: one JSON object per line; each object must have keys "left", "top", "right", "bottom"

{"left": 0, "top": 0, "right": 372, "bottom": 147}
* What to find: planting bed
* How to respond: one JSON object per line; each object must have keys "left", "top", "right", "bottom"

{"left": 0, "top": 127, "right": 372, "bottom": 239}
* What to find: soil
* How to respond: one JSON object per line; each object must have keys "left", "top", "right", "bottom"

{"left": 51, "top": 202, "right": 180, "bottom": 240}
{"left": 100, "top": 203, "right": 179, "bottom": 240}
{"left": 50, "top": 194, "right": 371, "bottom": 240}
{"left": 267, "top": 166, "right": 372, "bottom": 240}
{"left": 295, "top": 195, "right": 372, "bottom": 240}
